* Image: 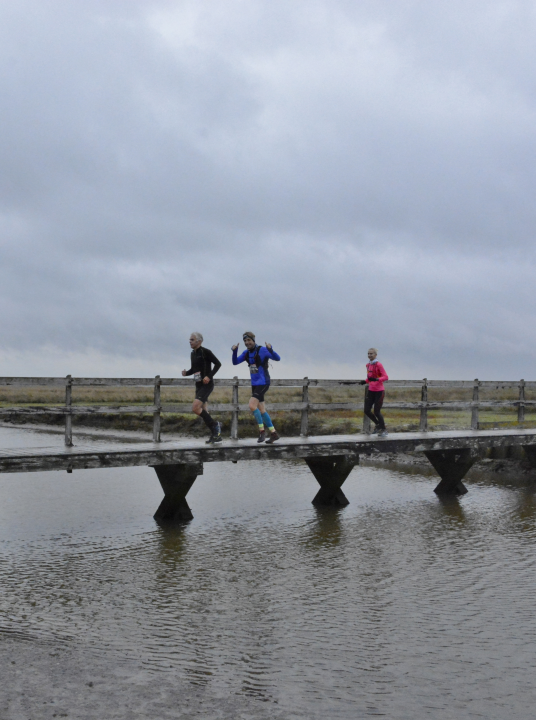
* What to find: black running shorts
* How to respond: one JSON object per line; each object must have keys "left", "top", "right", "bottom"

{"left": 251, "top": 384, "right": 270, "bottom": 402}
{"left": 195, "top": 380, "right": 214, "bottom": 403}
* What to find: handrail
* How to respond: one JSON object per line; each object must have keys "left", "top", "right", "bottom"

{"left": 0, "top": 376, "right": 533, "bottom": 389}
{"left": 0, "top": 376, "right": 529, "bottom": 444}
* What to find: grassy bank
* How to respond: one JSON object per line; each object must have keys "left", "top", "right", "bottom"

{"left": 1, "top": 382, "right": 535, "bottom": 438}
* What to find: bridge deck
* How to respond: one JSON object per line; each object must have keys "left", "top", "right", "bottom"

{"left": 1, "top": 428, "right": 536, "bottom": 474}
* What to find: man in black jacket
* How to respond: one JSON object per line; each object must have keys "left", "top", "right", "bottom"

{"left": 182, "top": 332, "right": 223, "bottom": 443}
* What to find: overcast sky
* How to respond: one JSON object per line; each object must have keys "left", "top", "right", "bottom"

{"left": 0, "top": 0, "right": 535, "bottom": 380}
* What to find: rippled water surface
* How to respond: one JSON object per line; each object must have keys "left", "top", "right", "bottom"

{"left": 1, "top": 425, "right": 536, "bottom": 718}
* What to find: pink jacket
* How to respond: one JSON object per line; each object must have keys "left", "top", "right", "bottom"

{"left": 366, "top": 360, "right": 388, "bottom": 392}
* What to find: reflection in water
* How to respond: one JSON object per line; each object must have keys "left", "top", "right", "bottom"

{"left": 305, "top": 507, "right": 344, "bottom": 548}
{"left": 514, "top": 486, "right": 536, "bottom": 527}
{"left": 0, "top": 428, "right": 536, "bottom": 718}
{"left": 435, "top": 493, "right": 467, "bottom": 522}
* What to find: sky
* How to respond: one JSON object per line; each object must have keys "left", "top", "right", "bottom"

{"left": 0, "top": 0, "right": 535, "bottom": 381}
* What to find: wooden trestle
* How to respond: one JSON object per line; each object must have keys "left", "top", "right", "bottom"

{"left": 1, "top": 429, "right": 536, "bottom": 522}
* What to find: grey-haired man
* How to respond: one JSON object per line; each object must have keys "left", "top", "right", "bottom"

{"left": 182, "top": 332, "right": 222, "bottom": 443}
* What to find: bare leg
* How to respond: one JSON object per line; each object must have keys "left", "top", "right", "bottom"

{"left": 248, "top": 397, "right": 265, "bottom": 413}
{"left": 192, "top": 399, "right": 208, "bottom": 416}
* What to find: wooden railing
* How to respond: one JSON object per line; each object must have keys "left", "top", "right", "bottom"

{"left": 0, "top": 377, "right": 532, "bottom": 445}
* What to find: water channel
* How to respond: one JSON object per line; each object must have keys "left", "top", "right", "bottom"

{"left": 1, "top": 424, "right": 535, "bottom": 719}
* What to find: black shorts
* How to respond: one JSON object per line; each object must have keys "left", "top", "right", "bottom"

{"left": 251, "top": 384, "right": 270, "bottom": 402}
{"left": 195, "top": 381, "right": 214, "bottom": 404}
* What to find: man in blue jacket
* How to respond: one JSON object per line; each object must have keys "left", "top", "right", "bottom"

{"left": 232, "top": 331, "right": 281, "bottom": 443}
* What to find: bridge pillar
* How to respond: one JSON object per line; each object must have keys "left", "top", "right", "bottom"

{"left": 153, "top": 463, "right": 203, "bottom": 523}
{"left": 305, "top": 456, "right": 358, "bottom": 507}
{"left": 424, "top": 449, "right": 476, "bottom": 495}
{"left": 523, "top": 445, "right": 536, "bottom": 468}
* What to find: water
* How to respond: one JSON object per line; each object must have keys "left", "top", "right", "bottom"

{"left": 1, "top": 425, "right": 536, "bottom": 718}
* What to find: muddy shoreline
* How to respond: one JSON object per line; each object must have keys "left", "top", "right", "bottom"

{"left": 363, "top": 450, "right": 536, "bottom": 478}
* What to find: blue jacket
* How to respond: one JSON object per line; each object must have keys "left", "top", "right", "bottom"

{"left": 232, "top": 345, "right": 281, "bottom": 385}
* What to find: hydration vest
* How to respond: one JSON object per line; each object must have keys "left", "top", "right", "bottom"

{"left": 191, "top": 347, "right": 208, "bottom": 380}
{"left": 245, "top": 345, "right": 270, "bottom": 381}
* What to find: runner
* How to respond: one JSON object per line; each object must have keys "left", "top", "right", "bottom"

{"left": 182, "top": 332, "right": 223, "bottom": 444}
{"left": 361, "top": 348, "right": 389, "bottom": 436}
{"left": 232, "top": 331, "right": 281, "bottom": 443}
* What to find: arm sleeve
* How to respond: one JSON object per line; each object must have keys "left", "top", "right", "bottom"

{"left": 207, "top": 350, "right": 221, "bottom": 379}
{"left": 233, "top": 348, "right": 246, "bottom": 365}
{"left": 265, "top": 347, "right": 281, "bottom": 361}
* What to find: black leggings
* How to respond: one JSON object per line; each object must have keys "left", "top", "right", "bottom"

{"left": 364, "top": 390, "right": 385, "bottom": 429}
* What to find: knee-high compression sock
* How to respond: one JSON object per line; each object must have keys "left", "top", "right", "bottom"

{"left": 200, "top": 409, "right": 215, "bottom": 430}
{"left": 253, "top": 408, "right": 264, "bottom": 430}
{"left": 261, "top": 411, "right": 275, "bottom": 433}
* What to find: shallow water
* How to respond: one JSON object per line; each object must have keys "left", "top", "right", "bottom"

{"left": 1, "top": 425, "right": 536, "bottom": 718}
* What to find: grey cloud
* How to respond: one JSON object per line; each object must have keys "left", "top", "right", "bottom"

{"left": 0, "top": 0, "right": 535, "bottom": 380}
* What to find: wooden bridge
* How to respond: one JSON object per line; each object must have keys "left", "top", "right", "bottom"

{"left": 0, "top": 376, "right": 535, "bottom": 522}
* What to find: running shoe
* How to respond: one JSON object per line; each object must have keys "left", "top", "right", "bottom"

{"left": 371, "top": 425, "right": 380, "bottom": 434}
{"left": 265, "top": 431, "right": 280, "bottom": 444}
{"left": 257, "top": 430, "right": 266, "bottom": 443}
{"left": 378, "top": 429, "right": 389, "bottom": 437}
{"left": 206, "top": 422, "right": 223, "bottom": 444}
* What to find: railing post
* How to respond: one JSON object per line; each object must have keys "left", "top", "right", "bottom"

{"left": 231, "top": 377, "right": 239, "bottom": 439}
{"left": 363, "top": 385, "right": 371, "bottom": 433}
{"left": 518, "top": 379, "right": 525, "bottom": 424}
{"left": 471, "top": 379, "right": 479, "bottom": 430}
{"left": 300, "top": 377, "right": 310, "bottom": 437}
{"left": 153, "top": 375, "right": 161, "bottom": 442}
{"left": 419, "top": 378, "right": 428, "bottom": 431}
{"left": 65, "top": 374, "right": 73, "bottom": 447}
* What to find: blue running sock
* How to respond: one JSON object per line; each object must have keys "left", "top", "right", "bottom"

{"left": 253, "top": 408, "right": 264, "bottom": 429}
{"left": 261, "top": 411, "right": 275, "bottom": 432}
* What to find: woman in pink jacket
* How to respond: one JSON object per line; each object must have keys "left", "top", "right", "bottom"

{"left": 361, "top": 348, "right": 389, "bottom": 436}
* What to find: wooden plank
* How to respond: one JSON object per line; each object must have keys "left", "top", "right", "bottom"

{"left": 0, "top": 405, "right": 156, "bottom": 415}
{"left": 380, "top": 401, "right": 534, "bottom": 409}
{"left": 71, "top": 378, "right": 157, "bottom": 387}
{"left": 0, "top": 377, "right": 66, "bottom": 387}
{"left": 2, "top": 399, "right": 535, "bottom": 417}
{"left": 0, "top": 407, "right": 67, "bottom": 415}
{"left": 0, "top": 376, "right": 534, "bottom": 390}
{"left": 1, "top": 428, "right": 536, "bottom": 474}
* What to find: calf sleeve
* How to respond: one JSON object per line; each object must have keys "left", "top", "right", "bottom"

{"left": 261, "top": 411, "right": 275, "bottom": 432}
{"left": 253, "top": 408, "right": 264, "bottom": 429}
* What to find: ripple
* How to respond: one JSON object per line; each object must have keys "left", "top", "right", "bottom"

{"left": 1, "top": 431, "right": 536, "bottom": 718}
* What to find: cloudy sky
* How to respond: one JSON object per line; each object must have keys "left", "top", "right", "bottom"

{"left": 0, "top": 0, "right": 535, "bottom": 380}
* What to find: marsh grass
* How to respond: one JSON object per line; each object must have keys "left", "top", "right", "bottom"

{"left": 0, "top": 382, "right": 533, "bottom": 438}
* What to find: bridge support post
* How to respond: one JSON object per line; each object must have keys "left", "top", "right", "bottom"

{"left": 424, "top": 449, "right": 476, "bottom": 495}
{"left": 305, "top": 455, "right": 358, "bottom": 507}
{"left": 522, "top": 445, "right": 536, "bottom": 467}
{"left": 153, "top": 463, "right": 203, "bottom": 523}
